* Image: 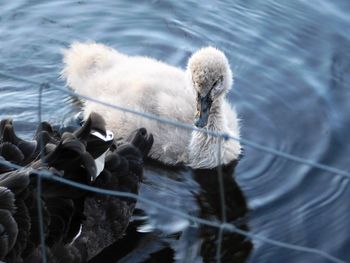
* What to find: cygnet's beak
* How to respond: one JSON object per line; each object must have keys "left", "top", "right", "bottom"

{"left": 194, "top": 93, "right": 212, "bottom": 128}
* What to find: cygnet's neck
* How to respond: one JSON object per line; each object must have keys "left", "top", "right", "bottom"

{"left": 189, "top": 96, "right": 241, "bottom": 169}
{"left": 206, "top": 97, "right": 226, "bottom": 132}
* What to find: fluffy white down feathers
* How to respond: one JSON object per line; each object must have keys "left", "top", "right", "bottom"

{"left": 62, "top": 42, "right": 241, "bottom": 168}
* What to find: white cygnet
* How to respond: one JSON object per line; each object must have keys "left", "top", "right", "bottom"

{"left": 62, "top": 42, "right": 241, "bottom": 168}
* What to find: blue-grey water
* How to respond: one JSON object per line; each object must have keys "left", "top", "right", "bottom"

{"left": 1, "top": 1, "right": 350, "bottom": 262}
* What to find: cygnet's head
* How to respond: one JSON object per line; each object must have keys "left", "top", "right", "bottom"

{"left": 186, "top": 46, "right": 233, "bottom": 128}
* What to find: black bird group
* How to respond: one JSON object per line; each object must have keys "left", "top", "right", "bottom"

{"left": 0, "top": 113, "right": 252, "bottom": 263}
{"left": 0, "top": 113, "right": 153, "bottom": 262}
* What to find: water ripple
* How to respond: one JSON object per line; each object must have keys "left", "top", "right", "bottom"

{"left": 1, "top": 0, "right": 350, "bottom": 262}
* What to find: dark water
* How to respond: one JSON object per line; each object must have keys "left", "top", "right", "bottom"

{"left": 1, "top": 1, "right": 350, "bottom": 262}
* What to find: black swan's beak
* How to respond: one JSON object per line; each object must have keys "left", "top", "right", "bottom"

{"left": 194, "top": 93, "right": 212, "bottom": 128}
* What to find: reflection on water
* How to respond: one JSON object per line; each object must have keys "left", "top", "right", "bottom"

{"left": 193, "top": 161, "right": 252, "bottom": 262}
{"left": 90, "top": 160, "right": 252, "bottom": 262}
{"left": 1, "top": 0, "right": 350, "bottom": 262}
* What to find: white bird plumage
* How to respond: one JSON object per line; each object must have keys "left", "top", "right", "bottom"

{"left": 62, "top": 42, "right": 241, "bottom": 168}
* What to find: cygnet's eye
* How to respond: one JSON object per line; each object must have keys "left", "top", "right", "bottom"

{"left": 212, "top": 75, "right": 223, "bottom": 88}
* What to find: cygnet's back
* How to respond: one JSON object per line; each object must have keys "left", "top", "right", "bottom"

{"left": 62, "top": 42, "right": 195, "bottom": 165}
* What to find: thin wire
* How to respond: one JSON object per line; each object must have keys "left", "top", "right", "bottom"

{"left": 36, "top": 84, "right": 47, "bottom": 263}
{"left": 216, "top": 137, "right": 225, "bottom": 263}
{"left": 0, "top": 72, "right": 349, "bottom": 263}
{"left": 217, "top": 138, "right": 227, "bottom": 223}
{"left": 216, "top": 226, "right": 224, "bottom": 263}
{"left": 222, "top": 222, "right": 347, "bottom": 263}
{"left": 41, "top": 172, "right": 347, "bottom": 263}
{"left": 0, "top": 159, "right": 345, "bottom": 263}
{"left": 0, "top": 71, "right": 349, "bottom": 179}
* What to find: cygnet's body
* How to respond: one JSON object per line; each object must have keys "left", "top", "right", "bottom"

{"left": 62, "top": 43, "right": 241, "bottom": 168}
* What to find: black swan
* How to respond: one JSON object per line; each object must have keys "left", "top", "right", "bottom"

{"left": 0, "top": 113, "right": 153, "bottom": 262}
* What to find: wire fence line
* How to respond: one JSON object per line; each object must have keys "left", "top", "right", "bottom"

{"left": 0, "top": 70, "right": 348, "bottom": 263}
{"left": 216, "top": 137, "right": 226, "bottom": 263}
{"left": 0, "top": 159, "right": 346, "bottom": 263}
{"left": 1, "top": 71, "right": 350, "bottom": 179}
{"left": 36, "top": 84, "right": 48, "bottom": 263}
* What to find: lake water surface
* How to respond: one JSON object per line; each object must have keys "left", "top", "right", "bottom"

{"left": 1, "top": 1, "right": 350, "bottom": 262}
